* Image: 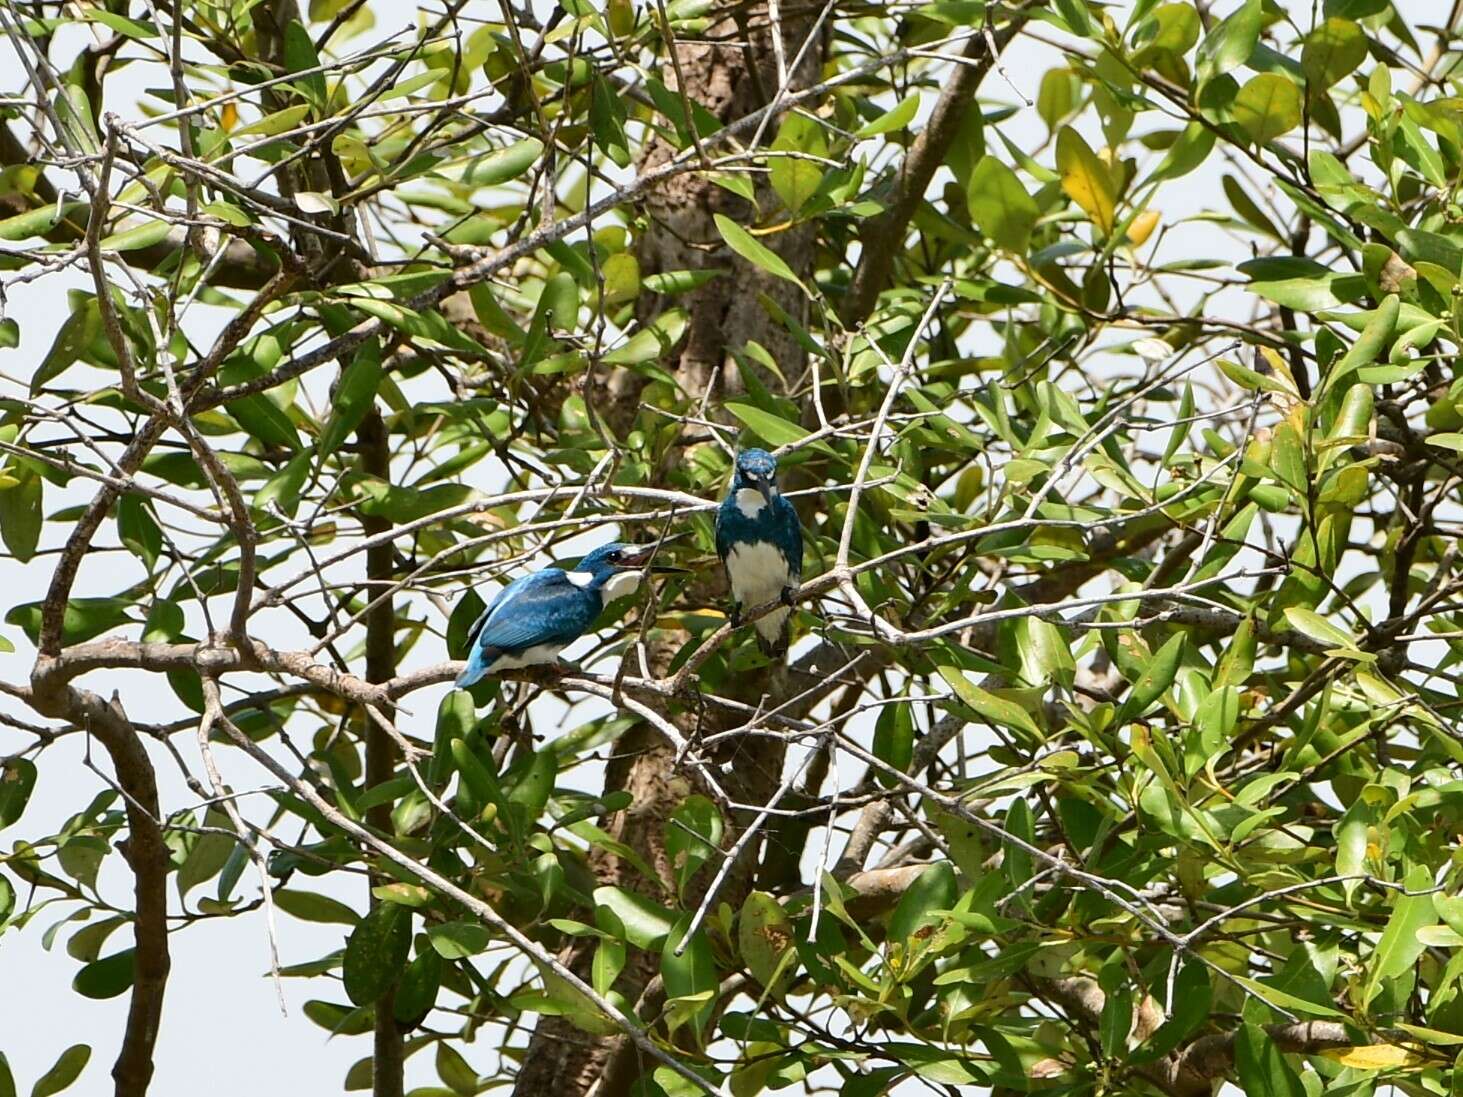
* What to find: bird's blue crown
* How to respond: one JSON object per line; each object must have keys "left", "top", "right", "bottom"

{"left": 733, "top": 448, "right": 778, "bottom": 491}
{"left": 573, "top": 541, "right": 646, "bottom": 583}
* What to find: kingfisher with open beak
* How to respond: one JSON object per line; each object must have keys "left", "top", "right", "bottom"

{"left": 455, "top": 541, "right": 674, "bottom": 686}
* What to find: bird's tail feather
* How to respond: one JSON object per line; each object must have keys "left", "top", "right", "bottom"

{"left": 455, "top": 646, "right": 497, "bottom": 689}
{"left": 754, "top": 610, "right": 790, "bottom": 659}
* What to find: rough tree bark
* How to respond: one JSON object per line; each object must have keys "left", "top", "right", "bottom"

{"left": 512, "top": 7, "right": 825, "bottom": 1095}
{"left": 360, "top": 408, "right": 405, "bottom": 1097}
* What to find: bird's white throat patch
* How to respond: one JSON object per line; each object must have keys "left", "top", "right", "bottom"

{"left": 735, "top": 488, "right": 768, "bottom": 519}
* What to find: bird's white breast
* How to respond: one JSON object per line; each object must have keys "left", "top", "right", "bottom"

{"left": 726, "top": 541, "right": 792, "bottom": 645}
{"left": 725, "top": 541, "right": 790, "bottom": 602}
{"left": 735, "top": 488, "right": 767, "bottom": 519}
{"left": 489, "top": 642, "right": 564, "bottom": 670}
{"left": 601, "top": 569, "right": 642, "bottom": 603}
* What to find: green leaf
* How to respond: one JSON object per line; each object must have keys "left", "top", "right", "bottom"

{"left": 1427, "top": 434, "right": 1463, "bottom": 453}
{"left": 937, "top": 665, "right": 1042, "bottom": 738}
{"left": 590, "top": 78, "right": 631, "bottom": 169}
{"left": 666, "top": 794, "right": 722, "bottom": 898}
{"left": 661, "top": 917, "right": 718, "bottom": 1036}
{"left": 1269, "top": 419, "right": 1308, "bottom": 493}
{"left": 1326, "top": 294, "right": 1398, "bottom": 392}
{"left": 274, "top": 888, "right": 360, "bottom": 925}
{"left": 887, "top": 863, "right": 957, "bottom": 944}
{"left": 463, "top": 138, "right": 545, "bottom": 186}
{"left": 967, "top": 156, "right": 1040, "bottom": 253}
{"left": 1283, "top": 607, "right": 1358, "bottom": 652}
{"left": 1196, "top": 0, "right": 1262, "bottom": 85}
{"left": 592, "top": 936, "right": 626, "bottom": 998}
{"left": 1234, "top": 74, "right": 1303, "bottom": 145}
{"left": 601, "top": 308, "right": 686, "bottom": 365}
{"left": 770, "top": 113, "right": 827, "bottom": 215}
{"left": 436, "top": 1042, "right": 478, "bottom": 1096}
{"left": 1053, "top": 0, "right": 1093, "bottom": 36}
{"left": 342, "top": 903, "right": 410, "bottom": 1006}
{"left": 176, "top": 827, "right": 236, "bottom": 899}
{"left": 593, "top": 886, "right": 676, "bottom": 949}
{"left": 0, "top": 469, "right": 41, "bottom": 563}
{"left": 98, "top": 219, "right": 172, "bottom": 253}
{"left": 116, "top": 495, "right": 161, "bottom": 571}
{"left": 72, "top": 949, "right": 135, "bottom": 1000}
{"left": 1302, "top": 18, "right": 1368, "bottom": 92}
{"left": 725, "top": 402, "right": 810, "bottom": 448}
{"left": 1334, "top": 798, "right": 1372, "bottom": 901}
{"left": 282, "top": 20, "right": 327, "bottom": 109}
{"left": 1055, "top": 127, "right": 1116, "bottom": 235}
{"left": 1365, "top": 864, "right": 1438, "bottom": 1004}
{"left": 1233, "top": 1024, "right": 1305, "bottom": 1097}
{"left": 0, "top": 758, "right": 38, "bottom": 830}
{"left": 30, "top": 1045, "right": 90, "bottom": 1097}
{"left": 505, "top": 746, "right": 557, "bottom": 828}
{"left": 855, "top": 93, "right": 919, "bottom": 138}
{"left": 1116, "top": 634, "right": 1185, "bottom": 723}
{"left": 427, "top": 920, "right": 492, "bottom": 959}
{"left": 738, "top": 891, "right": 793, "bottom": 993}
{"left": 83, "top": 9, "right": 158, "bottom": 37}
{"left": 232, "top": 104, "right": 312, "bottom": 140}
{"left": 872, "top": 700, "right": 915, "bottom": 784}
{"left": 32, "top": 299, "right": 99, "bottom": 394}
{"left": 0, "top": 202, "right": 85, "bottom": 242}
{"left": 393, "top": 946, "right": 442, "bottom": 1027}
{"left": 1147, "top": 122, "right": 1216, "bottom": 184}
{"left": 1231, "top": 974, "right": 1346, "bottom": 1018}
{"left": 6, "top": 597, "right": 133, "bottom": 646}
{"left": 713, "top": 214, "right": 806, "bottom": 293}
{"left": 318, "top": 340, "right": 382, "bottom": 458}
{"left": 0, "top": 1052, "right": 13, "bottom": 1097}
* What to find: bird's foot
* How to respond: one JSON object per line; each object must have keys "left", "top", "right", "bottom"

{"left": 779, "top": 586, "right": 798, "bottom": 609}
{"left": 728, "top": 604, "right": 742, "bottom": 629}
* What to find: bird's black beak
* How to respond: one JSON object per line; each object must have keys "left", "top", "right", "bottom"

{"left": 756, "top": 477, "right": 776, "bottom": 506}
{"left": 617, "top": 543, "right": 689, "bottom": 573}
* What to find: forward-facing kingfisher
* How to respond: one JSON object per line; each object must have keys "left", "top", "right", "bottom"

{"left": 455, "top": 541, "right": 666, "bottom": 687}
{"left": 715, "top": 448, "right": 803, "bottom": 656}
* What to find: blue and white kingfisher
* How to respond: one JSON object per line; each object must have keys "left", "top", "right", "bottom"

{"left": 715, "top": 448, "right": 803, "bottom": 656}
{"left": 455, "top": 541, "right": 666, "bottom": 687}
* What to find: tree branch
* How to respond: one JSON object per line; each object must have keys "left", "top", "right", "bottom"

{"left": 840, "top": 4, "right": 1034, "bottom": 326}
{"left": 24, "top": 679, "right": 171, "bottom": 1097}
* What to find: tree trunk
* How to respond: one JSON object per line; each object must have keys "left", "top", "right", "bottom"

{"left": 512, "top": 8, "right": 824, "bottom": 1096}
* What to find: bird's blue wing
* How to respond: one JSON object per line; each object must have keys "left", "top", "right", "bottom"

{"left": 456, "top": 570, "right": 595, "bottom": 687}
{"left": 714, "top": 497, "right": 736, "bottom": 564}
{"left": 775, "top": 497, "right": 804, "bottom": 580}
{"left": 464, "top": 573, "right": 535, "bottom": 649}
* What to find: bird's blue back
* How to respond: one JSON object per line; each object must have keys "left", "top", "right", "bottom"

{"left": 715, "top": 491, "right": 802, "bottom": 574}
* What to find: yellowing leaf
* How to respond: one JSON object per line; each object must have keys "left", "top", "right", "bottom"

{"left": 1055, "top": 127, "right": 1116, "bottom": 235}
{"left": 1322, "top": 1045, "right": 1417, "bottom": 1071}
{"left": 1127, "top": 209, "right": 1160, "bottom": 246}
